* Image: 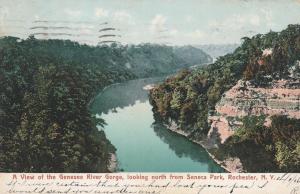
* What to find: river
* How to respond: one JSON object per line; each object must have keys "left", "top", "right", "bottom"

{"left": 90, "top": 78, "right": 224, "bottom": 172}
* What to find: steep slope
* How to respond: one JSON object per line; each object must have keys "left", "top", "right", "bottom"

{"left": 0, "top": 36, "right": 134, "bottom": 172}
{"left": 0, "top": 37, "right": 209, "bottom": 172}
{"left": 208, "top": 78, "right": 300, "bottom": 142}
{"left": 149, "top": 24, "right": 300, "bottom": 172}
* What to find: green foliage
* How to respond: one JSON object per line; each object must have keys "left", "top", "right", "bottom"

{"left": 219, "top": 116, "right": 300, "bottom": 172}
{"left": 0, "top": 37, "right": 136, "bottom": 172}
{"left": 0, "top": 35, "right": 209, "bottom": 172}
{"left": 243, "top": 24, "right": 300, "bottom": 81}
{"left": 173, "top": 45, "right": 213, "bottom": 66}
{"left": 150, "top": 24, "right": 300, "bottom": 137}
{"left": 149, "top": 25, "right": 300, "bottom": 172}
{"left": 126, "top": 44, "right": 212, "bottom": 77}
{"left": 234, "top": 115, "right": 266, "bottom": 138}
{"left": 0, "top": 36, "right": 209, "bottom": 172}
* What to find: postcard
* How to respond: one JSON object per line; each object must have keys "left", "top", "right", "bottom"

{"left": 0, "top": 0, "right": 299, "bottom": 193}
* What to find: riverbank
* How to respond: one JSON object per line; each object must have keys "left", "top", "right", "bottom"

{"left": 87, "top": 82, "right": 123, "bottom": 173}
{"left": 91, "top": 77, "right": 224, "bottom": 172}
{"left": 163, "top": 122, "right": 244, "bottom": 173}
{"left": 89, "top": 77, "right": 164, "bottom": 107}
{"left": 89, "top": 78, "right": 158, "bottom": 173}
{"left": 108, "top": 153, "right": 118, "bottom": 172}
{"left": 88, "top": 82, "right": 122, "bottom": 107}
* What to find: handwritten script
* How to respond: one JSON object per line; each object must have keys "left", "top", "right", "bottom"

{"left": 0, "top": 173, "right": 299, "bottom": 194}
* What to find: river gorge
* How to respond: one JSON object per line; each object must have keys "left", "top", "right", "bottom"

{"left": 90, "top": 78, "right": 224, "bottom": 172}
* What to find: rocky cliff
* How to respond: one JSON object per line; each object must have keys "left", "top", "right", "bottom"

{"left": 208, "top": 61, "right": 300, "bottom": 144}
{"left": 149, "top": 25, "right": 300, "bottom": 172}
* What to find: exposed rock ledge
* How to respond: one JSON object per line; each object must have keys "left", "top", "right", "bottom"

{"left": 208, "top": 79, "right": 300, "bottom": 143}
{"left": 163, "top": 78, "right": 299, "bottom": 173}
{"left": 165, "top": 121, "right": 244, "bottom": 173}
{"left": 108, "top": 153, "right": 118, "bottom": 172}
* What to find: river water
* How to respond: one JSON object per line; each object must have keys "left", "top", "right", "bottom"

{"left": 90, "top": 78, "right": 224, "bottom": 172}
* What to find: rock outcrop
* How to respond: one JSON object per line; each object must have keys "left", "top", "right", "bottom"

{"left": 208, "top": 79, "right": 300, "bottom": 143}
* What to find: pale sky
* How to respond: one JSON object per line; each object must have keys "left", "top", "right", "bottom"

{"left": 1, "top": 0, "right": 300, "bottom": 45}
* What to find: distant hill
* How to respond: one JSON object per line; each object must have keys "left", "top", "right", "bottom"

{"left": 173, "top": 45, "right": 213, "bottom": 66}
{"left": 126, "top": 44, "right": 212, "bottom": 77}
{"left": 195, "top": 44, "right": 239, "bottom": 60}
{"left": 0, "top": 37, "right": 213, "bottom": 172}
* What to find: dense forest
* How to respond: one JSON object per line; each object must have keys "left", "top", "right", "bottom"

{"left": 0, "top": 36, "right": 210, "bottom": 172}
{"left": 214, "top": 115, "right": 300, "bottom": 172}
{"left": 126, "top": 44, "right": 212, "bottom": 77}
{"left": 149, "top": 24, "right": 300, "bottom": 172}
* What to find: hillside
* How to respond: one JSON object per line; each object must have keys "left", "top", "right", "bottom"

{"left": 126, "top": 44, "right": 212, "bottom": 77}
{"left": 0, "top": 36, "right": 210, "bottom": 172}
{"left": 173, "top": 46, "right": 213, "bottom": 66}
{"left": 195, "top": 44, "right": 239, "bottom": 60}
{"left": 149, "top": 24, "right": 300, "bottom": 172}
{"left": 0, "top": 36, "right": 144, "bottom": 172}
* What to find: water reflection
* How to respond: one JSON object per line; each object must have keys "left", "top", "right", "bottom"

{"left": 152, "top": 122, "right": 224, "bottom": 172}
{"left": 90, "top": 78, "right": 223, "bottom": 172}
{"left": 90, "top": 77, "right": 162, "bottom": 114}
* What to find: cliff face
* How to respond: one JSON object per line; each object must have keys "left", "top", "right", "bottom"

{"left": 208, "top": 77, "right": 300, "bottom": 143}
{"left": 149, "top": 25, "right": 300, "bottom": 172}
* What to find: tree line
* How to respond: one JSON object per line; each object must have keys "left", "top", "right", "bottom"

{"left": 0, "top": 36, "right": 210, "bottom": 172}
{"left": 149, "top": 24, "right": 300, "bottom": 172}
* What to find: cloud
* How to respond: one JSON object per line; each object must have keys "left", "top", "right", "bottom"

{"left": 203, "top": 9, "right": 279, "bottom": 44}
{"left": 260, "top": 8, "right": 276, "bottom": 28}
{"left": 249, "top": 15, "right": 260, "bottom": 26}
{"left": 0, "top": 6, "right": 9, "bottom": 36}
{"left": 208, "top": 13, "right": 264, "bottom": 33}
{"left": 95, "top": 8, "right": 109, "bottom": 17}
{"left": 185, "top": 15, "right": 193, "bottom": 23}
{"left": 169, "top": 29, "right": 178, "bottom": 36}
{"left": 64, "top": 8, "right": 81, "bottom": 17}
{"left": 0, "top": 6, "right": 9, "bottom": 21}
{"left": 186, "top": 30, "right": 206, "bottom": 39}
{"left": 113, "top": 11, "right": 135, "bottom": 25}
{"left": 94, "top": 9, "right": 135, "bottom": 25}
{"left": 150, "top": 14, "right": 167, "bottom": 33}
{"left": 34, "top": 15, "right": 40, "bottom": 20}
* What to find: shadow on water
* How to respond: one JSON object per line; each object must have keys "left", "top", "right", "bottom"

{"left": 90, "top": 77, "right": 163, "bottom": 114}
{"left": 151, "top": 122, "right": 224, "bottom": 172}
{"left": 90, "top": 77, "right": 224, "bottom": 172}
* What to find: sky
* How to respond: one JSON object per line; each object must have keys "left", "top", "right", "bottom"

{"left": 1, "top": 0, "right": 300, "bottom": 45}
